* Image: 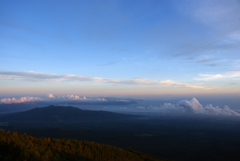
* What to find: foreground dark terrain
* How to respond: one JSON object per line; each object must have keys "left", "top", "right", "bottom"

{"left": 1, "top": 106, "right": 240, "bottom": 161}
{"left": 0, "top": 129, "right": 169, "bottom": 161}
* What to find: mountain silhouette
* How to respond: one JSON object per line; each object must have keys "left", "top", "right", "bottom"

{"left": 0, "top": 105, "right": 136, "bottom": 124}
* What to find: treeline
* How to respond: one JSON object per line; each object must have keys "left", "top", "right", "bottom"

{"left": 0, "top": 129, "right": 170, "bottom": 161}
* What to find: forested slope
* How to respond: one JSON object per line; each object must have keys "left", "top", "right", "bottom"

{"left": 0, "top": 129, "right": 170, "bottom": 161}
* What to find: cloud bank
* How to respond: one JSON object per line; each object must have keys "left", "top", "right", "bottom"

{"left": 139, "top": 98, "right": 240, "bottom": 116}
{"left": 0, "top": 94, "right": 110, "bottom": 104}
{"left": 67, "top": 95, "right": 87, "bottom": 100}
{"left": 177, "top": 98, "right": 240, "bottom": 116}
{"left": 0, "top": 71, "right": 207, "bottom": 89}
{"left": 0, "top": 97, "right": 42, "bottom": 104}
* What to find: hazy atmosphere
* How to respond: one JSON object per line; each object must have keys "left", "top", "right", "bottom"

{"left": 1, "top": 0, "right": 240, "bottom": 116}
{"left": 1, "top": 1, "right": 240, "bottom": 160}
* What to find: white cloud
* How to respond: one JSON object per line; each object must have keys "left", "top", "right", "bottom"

{"left": 178, "top": 98, "right": 203, "bottom": 112}
{"left": 53, "top": 95, "right": 108, "bottom": 102}
{"left": 195, "top": 71, "right": 240, "bottom": 81}
{"left": 144, "top": 98, "right": 240, "bottom": 116}
{"left": 177, "top": 98, "right": 240, "bottom": 116}
{"left": 47, "top": 94, "right": 54, "bottom": 98}
{"left": 97, "top": 98, "right": 106, "bottom": 101}
{"left": 0, "top": 71, "right": 207, "bottom": 89}
{"left": 0, "top": 95, "right": 110, "bottom": 104}
{"left": 0, "top": 97, "right": 42, "bottom": 104}
{"left": 67, "top": 95, "right": 87, "bottom": 100}
{"left": 137, "top": 106, "right": 145, "bottom": 109}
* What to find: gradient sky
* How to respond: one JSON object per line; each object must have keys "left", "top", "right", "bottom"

{"left": 1, "top": 0, "right": 240, "bottom": 97}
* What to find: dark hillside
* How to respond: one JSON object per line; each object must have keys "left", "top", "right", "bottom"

{"left": 0, "top": 129, "right": 170, "bottom": 161}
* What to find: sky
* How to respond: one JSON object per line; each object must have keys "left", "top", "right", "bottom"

{"left": 0, "top": 0, "right": 240, "bottom": 99}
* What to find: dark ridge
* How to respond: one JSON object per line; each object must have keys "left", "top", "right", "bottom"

{"left": 0, "top": 105, "right": 137, "bottom": 125}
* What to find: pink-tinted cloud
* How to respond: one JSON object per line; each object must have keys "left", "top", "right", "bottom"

{"left": 0, "top": 97, "right": 42, "bottom": 104}
{"left": 47, "top": 93, "right": 54, "bottom": 98}
{"left": 67, "top": 95, "right": 87, "bottom": 100}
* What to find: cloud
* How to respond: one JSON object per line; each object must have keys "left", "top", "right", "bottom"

{"left": 177, "top": 98, "right": 240, "bottom": 116}
{"left": 0, "top": 97, "right": 42, "bottom": 104}
{"left": 47, "top": 94, "right": 54, "bottom": 98}
{"left": 0, "top": 95, "right": 113, "bottom": 104}
{"left": 143, "top": 98, "right": 240, "bottom": 116}
{"left": 172, "top": 0, "right": 240, "bottom": 58}
{"left": 140, "top": 103, "right": 177, "bottom": 111}
{"left": 172, "top": 43, "right": 239, "bottom": 58}
{"left": 97, "top": 98, "right": 106, "bottom": 101}
{"left": 204, "top": 105, "right": 240, "bottom": 116}
{"left": 67, "top": 95, "right": 87, "bottom": 100}
{"left": 0, "top": 71, "right": 207, "bottom": 89}
{"left": 185, "top": 0, "right": 240, "bottom": 44}
{"left": 162, "top": 103, "right": 177, "bottom": 110}
{"left": 206, "top": 64, "right": 218, "bottom": 67}
{"left": 137, "top": 106, "right": 145, "bottom": 109}
{"left": 195, "top": 71, "right": 240, "bottom": 81}
{"left": 190, "top": 0, "right": 240, "bottom": 35}
{"left": 177, "top": 98, "right": 203, "bottom": 112}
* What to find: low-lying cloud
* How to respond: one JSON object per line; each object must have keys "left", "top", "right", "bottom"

{"left": 0, "top": 97, "right": 42, "bottom": 104}
{"left": 47, "top": 94, "right": 54, "bottom": 98}
{"left": 0, "top": 71, "right": 207, "bottom": 89}
{"left": 177, "top": 98, "right": 202, "bottom": 112}
{"left": 178, "top": 98, "right": 240, "bottom": 116}
{"left": 0, "top": 94, "right": 113, "bottom": 104}
{"left": 67, "top": 95, "right": 87, "bottom": 100}
{"left": 139, "top": 98, "right": 240, "bottom": 116}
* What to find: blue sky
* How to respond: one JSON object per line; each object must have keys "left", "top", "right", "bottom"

{"left": 0, "top": 0, "right": 240, "bottom": 97}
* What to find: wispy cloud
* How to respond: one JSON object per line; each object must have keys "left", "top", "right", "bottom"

{"left": 190, "top": 0, "right": 240, "bottom": 35}
{"left": 192, "top": 55, "right": 224, "bottom": 66}
{"left": 173, "top": 42, "right": 239, "bottom": 57}
{"left": 195, "top": 55, "right": 215, "bottom": 63}
{"left": 172, "top": 0, "right": 240, "bottom": 57}
{"left": 195, "top": 71, "right": 240, "bottom": 81}
{"left": 0, "top": 71, "right": 207, "bottom": 89}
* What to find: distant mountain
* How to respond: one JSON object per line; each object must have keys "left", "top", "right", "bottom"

{"left": 0, "top": 100, "right": 137, "bottom": 114}
{"left": 0, "top": 105, "right": 136, "bottom": 125}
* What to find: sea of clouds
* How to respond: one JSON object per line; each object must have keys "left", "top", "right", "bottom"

{"left": 137, "top": 98, "right": 240, "bottom": 116}
{"left": 1, "top": 95, "right": 239, "bottom": 116}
